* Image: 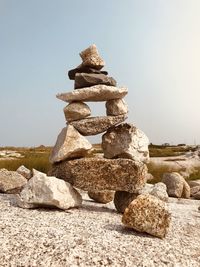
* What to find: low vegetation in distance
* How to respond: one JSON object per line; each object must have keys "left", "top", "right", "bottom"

{"left": 0, "top": 144, "right": 199, "bottom": 183}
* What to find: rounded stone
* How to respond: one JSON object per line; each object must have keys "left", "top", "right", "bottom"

{"left": 88, "top": 190, "right": 115, "bottom": 204}
{"left": 114, "top": 191, "right": 138, "bottom": 213}
{"left": 63, "top": 102, "right": 91, "bottom": 122}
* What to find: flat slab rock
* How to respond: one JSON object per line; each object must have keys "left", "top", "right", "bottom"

{"left": 70, "top": 115, "right": 127, "bottom": 136}
{"left": 68, "top": 65, "right": 108, "bottom": 80}
{"left": 49, "top": 158, "right": 147, "bottom": 193}
{"left": 74, "top": 73, "right": 116, "bottom": 89}
{"left": 56, "top": 85, "right": 128, "bottom": 102}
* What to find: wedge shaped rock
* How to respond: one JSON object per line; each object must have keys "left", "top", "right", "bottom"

{"left": 79, "top": 44, "right": 105, "bottom": 70}
{"left": 70, "top": 115, "right": 127, "bottom": 136}
{"left": 74, "top": 73, "right": 116, "bottom": 89}
{"left": 49, "top": 158, "right": 147, "bottom": 193}
{"left": 49, "top": 125, "right": 92, "bottom": 163}
{"left": 56, "top": 85, "right": 128, "bottom": 102}
{"left": 0, "top": 168, "right": 27, "bottom": 193}
{"left": 106, "top": 99, "right": 128, "bottom": 116}
{"left": 63, "top": 102, "right": 91, "bottom": 122}
{"left": 16, "top": 165, "right": 32, "bottom": 179}
{"left": 16, "top": 171, "right": 82, "bottom": 210}
{"left": 102, "top": 123, "right": 149, "bottom": 162}
{"left": 68, "top": 65, "right": 108, "bottom": 80}
{"left": 122, "top": 194, "right": 171, "bottom": 238}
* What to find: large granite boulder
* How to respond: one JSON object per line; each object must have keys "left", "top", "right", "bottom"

{"left": 63, "top": 102, "right": 91, "bottom": 122}
{"left": 102, "top": 123, "right": 149, "bottom": 163}
{"left": 16, "top": 171, "right": 82, "bottom": 210}
{"left": 49, "top": 158, "right": 147, "bottom": 193}
{"left": 70, "top": 115, "right": 127, "bottom": 136}
{"left": 122, "top": 194, "right": 171, "bottom": 238}
{"left": 74, "top": 73, "right": 116, "bottom": 89}
{"left": 68, "top": 65, "right": 108, "bottom": 80}
{"left": 0, "top": 168, "right": 27, "bottom": 193}
{"left": 16, "top": 165, "right": 32, "bottom": 180}
{"left": 162, "top": 172, "right": 190, "bottom": 198}
{"left": 49, "top": 125, "right": 92, "bottom": 163}
{"left": 79, "top": 44, "right": 105, "bottom": 70}
{"left": 106, "top": 99, "right": 128, "bottom": 116}
{"left": 114, "top": 182, "right": 168, "bottom": 213}
{"left": 88, "top": 190, "right": 115, "bottom": 204}
{"left": 56, "top": 85, "right": 128, "bottom": 102}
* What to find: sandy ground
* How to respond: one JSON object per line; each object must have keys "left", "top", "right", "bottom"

{"left": 0, "top": 193, "right": 200, "bottom": 267}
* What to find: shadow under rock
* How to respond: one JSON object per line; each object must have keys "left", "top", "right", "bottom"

{"left": 104, "top": 223, "right": 157, "bottom": 239}
{"left": 81, "top": 202, "right": 117, "bottom": 214}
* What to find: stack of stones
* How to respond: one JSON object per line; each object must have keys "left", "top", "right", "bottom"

{"left": 50, "top": 44, "right": 150, "bottom": 211}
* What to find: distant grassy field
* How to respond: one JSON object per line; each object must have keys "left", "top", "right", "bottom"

{"left": 0, "top": 144, "right": 199, "bottom": 182}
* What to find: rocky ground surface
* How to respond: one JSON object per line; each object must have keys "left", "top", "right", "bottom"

{"left": 0, "top": 192, "right": 200, "bottom": 267}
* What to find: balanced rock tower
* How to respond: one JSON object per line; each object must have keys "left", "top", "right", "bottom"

{"left": 50, "top": 44, "right": 150, "bottom": 210}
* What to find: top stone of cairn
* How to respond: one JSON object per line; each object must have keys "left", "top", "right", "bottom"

{"left": 79, "top": 44, "right": 105, "bottom": 70}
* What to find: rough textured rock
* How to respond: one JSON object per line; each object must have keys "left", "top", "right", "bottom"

{"left": 150, "top": 182, "right": 168, "bottom": 202}
{"left": 106, "top": 99, "right": 128, "bottom": 116}
{"left": 102, "top": 123, "right": 149, "bottom": 163}
{"left": 56, "top": 85, "right": 128, "bottom": 102}
{"left": 122, "top": 194, "right": 171, "bottom": 238}
{"left": 79, "top": 44, "right": 105, "bottom": 70}
{"left": 68, "top": 65, "right": 108, "bottom": 80}
{"left": 49, "top": 158, "right": 147, "bottom": 193}
{"left": 16, "top": 171, "right": 82, "bottom": 210}
{"left": 63, "top": 102, "right": 91, "bottom": 122}
{"left": 188, "top": 180, "right": 200, "bottom": 188}
{"left": 74, "top": 73, "right": 116, "bottom": 89}
{"left": 88, "top": 190, "right": 115, "bottom": 204}
{"left": 49, "top": 125, "right": 92, "bottom": 163}
{"left": 70, "top": 115, "right": 127, "bottom": 136}
{"left": 114, "top": 191, "right": 138, "bottom": 213}
{"left": 114, "top": 183, "right": 168, "bottom": 213}
{"left": 0, "top": 169, "right": 27, "bottom": 193}
{"left": 16, "top": 165, "right": 32, "bottom": 180}
{"left": 190, "top": 186, "right": 200, "bottom": 199}
{"left": 162, "top": 172, "right": 190, "bottom": 199}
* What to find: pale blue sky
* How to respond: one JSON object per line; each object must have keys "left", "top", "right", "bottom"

{"left": 0, "top": 0, "right": 200, "bottom": 146}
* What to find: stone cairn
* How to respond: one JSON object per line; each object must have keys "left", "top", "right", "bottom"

{"left": 49, "top": 45, "right": 171, "bottom": 237}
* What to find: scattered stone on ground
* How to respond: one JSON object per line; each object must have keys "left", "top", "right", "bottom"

{"left": 88, "top": 190, "right": 115, "bottom": 204}
{"left": 74, "top": 73, "right": 116, "bottom": 89}
{"left": 102, "top": 123, "right": 149, "bottom": 162}
{"left": 16, "top": 171, "right": 82, "bottom": 210}
{"left": 0, "top": 168, "right": 27, "bottom": 194}
{"left": 122, "top": 194, "right": 171, "bottom": 238}
{"left": 16, "top": 165, "right": 32, "bottom": 180}
{"left": 162, "top": 172, "right": 190, "bottom": 198}
{"left": 56, "top": 85, "right": 128, "bottom": 102}
{"left": 49, "top": 126, "right": 92, "bottom": 163}
{"left": 150, "top": 182, "right": 169, "bottom": 202}
{"left": 106, "top": 98, "right": 128, "bottom": 116}
{"left": 188, "top": 179, "right": 200, "bottom": 188}
{"left": 70, "top": 114, "right": 127, "bottom": 136}
{"left": 63, "top": 102, "right": 91, "bottom": 122}
{"left": 49, "top": 157, "right": 147, "bottom": 193}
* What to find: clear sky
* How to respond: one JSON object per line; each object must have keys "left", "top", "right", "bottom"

{"left": 0, "top": 0, "right": 200, "bottom": 146}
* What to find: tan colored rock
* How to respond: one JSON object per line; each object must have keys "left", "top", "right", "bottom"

{"left": 190, "top": 186, "right": 200, "bottom": 197}
{"left": 188, "top": 180, "right": 200, "bottom": 188}
{"left": 106, "top": 99, "right": 128, "bottom": 116}
{"left": 16, "top": 165, "right": 32, "bottom": 180}
{"left": 17, "top": 171, "right": 82, "bottom": 210}
{"left": 88, "top": 190, "right": 115, "bottom": 204}
{"left": 49, "top": 157, "right": 147, "bottom": 193}
{"left": 79, "top": 44, "right": 105, "bottom": 70}
{"left": 49, "top": 125, "right": 92, "bottom": 163}
{"left": 63, "top": 102, "right": 91, "bottom": 122}
{"left": 56, "top": 85, "right": 128, "bottom": 102}
{"left": 70, "top": 115, "right": 127, "bottom": 136}
{"left": 162, "top": 172, "right": 190, "bottom": 199}
{"left": 114, "top": 183, "right": 168, "bottom": 213}
{"left": 122, "top": 194, "right": 171, "bottom": 238}
{"left": 102, "top": 123, "right": 149, "bottom": 162}
{"left": 0, "top": 168, "right": 27, "bottom": 193}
